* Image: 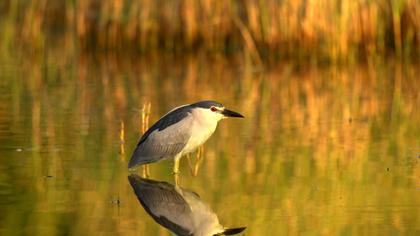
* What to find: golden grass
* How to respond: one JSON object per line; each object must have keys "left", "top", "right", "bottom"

{"left": 1, "top": 0, "right": 419, "bottom": 61}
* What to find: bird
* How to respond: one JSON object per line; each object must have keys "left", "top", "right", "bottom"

{"left": 128, "top": 100, "right": 244, "bottom": 174}
{"left": 128, "top": 174, "right": 246, "bottom": 236}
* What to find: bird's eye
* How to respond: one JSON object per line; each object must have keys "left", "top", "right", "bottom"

{"left": 210, "top": 107, "right": 218, "bottom": 112}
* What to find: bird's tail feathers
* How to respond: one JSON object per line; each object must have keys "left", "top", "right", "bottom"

{"left": 128, "top": 153, "right": 156, "bottom": 169}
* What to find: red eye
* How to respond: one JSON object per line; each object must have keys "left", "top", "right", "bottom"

{"left": 210, "top": 107, "right": 217, "bottom": 112}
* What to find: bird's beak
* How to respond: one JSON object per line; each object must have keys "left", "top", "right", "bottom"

{"left": 222, "top": 108, "right": 244, "bottom": 118}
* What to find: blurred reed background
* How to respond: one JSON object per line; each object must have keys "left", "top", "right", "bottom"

{"left": 1, "top": 0, "right": 419, "bottom": 62}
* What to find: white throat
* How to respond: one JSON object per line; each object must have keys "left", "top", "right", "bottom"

{"left": 193, "top": 108, "right": 224, "bottom": 124}
{"left": 181, "top": 108, "right": 222, "bottom": 154}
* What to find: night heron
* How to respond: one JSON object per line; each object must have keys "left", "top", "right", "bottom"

{"left": 128, "top": 101, "right": 244, "bottom": 174}
{"left": 128, "top": 174, "right": 246, "bottom": 235}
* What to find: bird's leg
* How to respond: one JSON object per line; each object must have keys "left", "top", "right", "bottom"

{"left": 197, "top": 145, "right": 204, "bottom": 161}
{"left": 142, "top": 164, "right": 150, "bottom": 178}
{"left": 174, "top": 173, "right": 180, "bottom": 186}
{"left": 145, "top": 164, "right": 150, "bottom": 177}
{"left": 146, "top": 165, "right": 150, "bottom": 177}
{"left": 173, "top": 155, "right": 181, "bottom": 175}
{"left": 193, "top": 145, "right": 204, "bottom": 176}
{"left": 142, "top": 165, "right": 147, "bottom": 177}
{"left": 186, "top": 154, "right": 195, "bottom": 176}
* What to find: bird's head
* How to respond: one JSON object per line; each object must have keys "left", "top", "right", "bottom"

{"left": 191, "top": 100, "right": 244, "bottom": 122}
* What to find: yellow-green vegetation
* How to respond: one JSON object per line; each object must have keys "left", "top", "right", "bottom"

{"left": 1, "top": 0, "right": 419, "bottom": 61}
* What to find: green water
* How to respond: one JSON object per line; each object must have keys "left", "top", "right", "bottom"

{"left": 0, "top": 52, "right": 419, "bottom": 235}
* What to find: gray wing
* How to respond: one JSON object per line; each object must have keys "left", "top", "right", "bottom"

{"left": 128, "top": 175, "right": 194, "bottom": 236}
{"left": 129, "top": 106, "right": 193, "bottom": 168}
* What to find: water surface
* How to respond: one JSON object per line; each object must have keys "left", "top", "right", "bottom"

{"left": 0, "top": 52, "right": 419, "bottom": 235}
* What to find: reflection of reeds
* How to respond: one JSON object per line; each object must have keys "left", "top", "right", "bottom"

{"left": 141, "top": 102, "right": 151, "bottom": 135}
{"left": 141, "top": 102, "right": 151, "bottom": 177}
{"left": 118, "top": 120, "right": 125, "bottom": 156}
{"left": 2, "top": 0, "right": 419, "bottom": 60}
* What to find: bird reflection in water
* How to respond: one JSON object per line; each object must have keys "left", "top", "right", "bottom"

{"left": 128, "top": 174, "right": 246, "bottom": 236}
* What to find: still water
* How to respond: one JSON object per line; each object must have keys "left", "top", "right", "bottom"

{"left": 0, "top": 51, "right": 419, "bottom": 235}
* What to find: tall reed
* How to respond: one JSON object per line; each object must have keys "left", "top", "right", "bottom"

{"left": 1, "top": 0, "right": 418, "bottom": 61}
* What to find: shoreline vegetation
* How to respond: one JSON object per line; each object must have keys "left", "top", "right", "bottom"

{"left": 1, "top": 0, "right": 419, "bottom": 63}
